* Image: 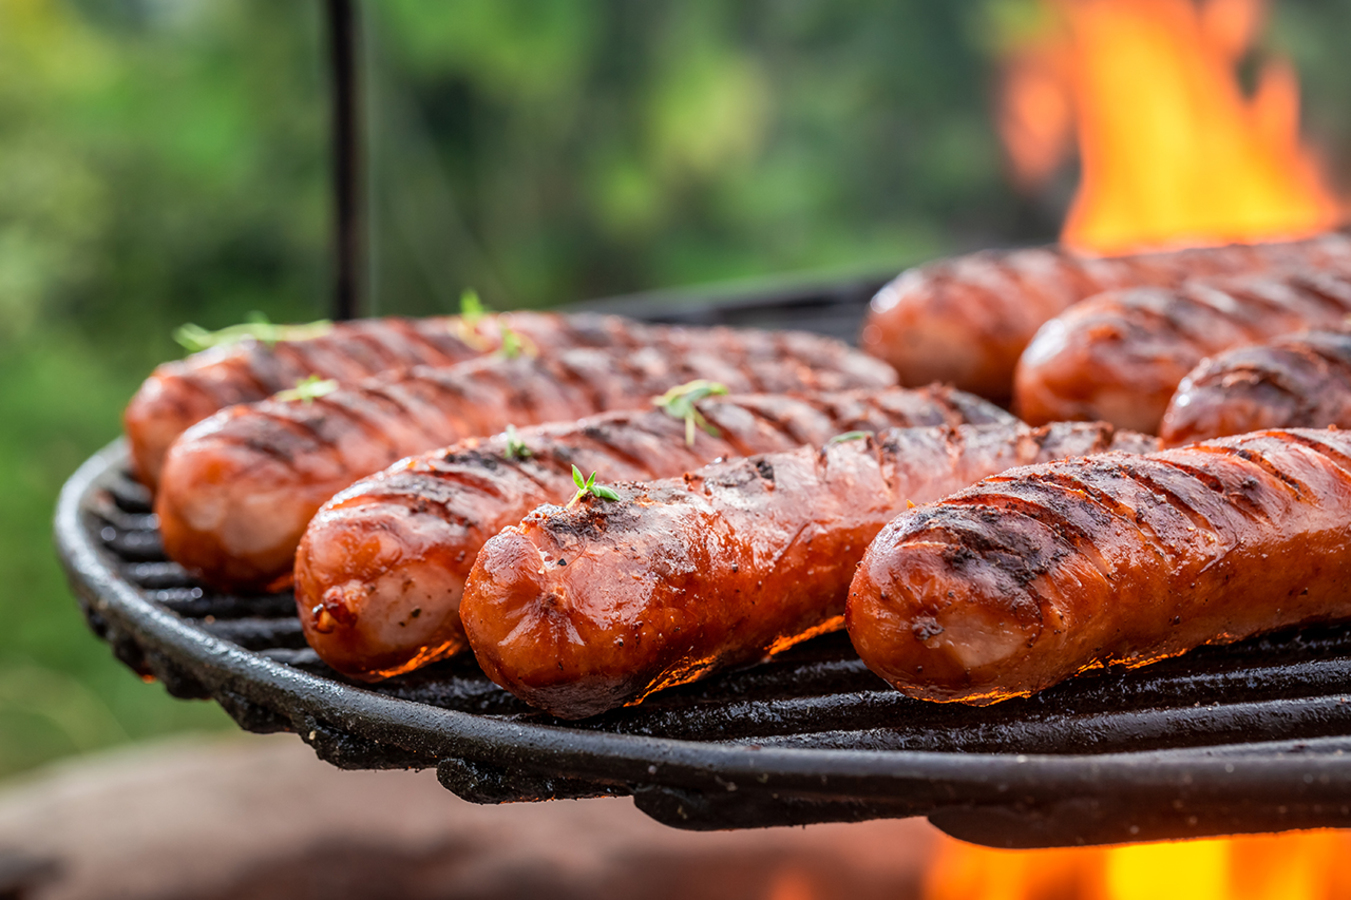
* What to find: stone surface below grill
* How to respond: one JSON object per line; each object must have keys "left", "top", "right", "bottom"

{"left": 0, "top": 734, "right": 937, "bottom": 900}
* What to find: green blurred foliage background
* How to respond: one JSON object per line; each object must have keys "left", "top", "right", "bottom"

{"left": 2, "top": 0, "right": 1348, "bottom": 778}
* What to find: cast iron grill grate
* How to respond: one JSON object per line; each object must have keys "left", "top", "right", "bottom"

{"left": 56, "top": 277, "right": 1351, "bottom": 848}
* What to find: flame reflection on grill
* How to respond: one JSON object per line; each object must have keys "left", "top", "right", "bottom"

{"left": 997, "top": 0, "right": 1344, "bottom": 255}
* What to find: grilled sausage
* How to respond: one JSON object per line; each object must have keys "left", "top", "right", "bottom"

{"left": 848, "top": 428, "right": 1351, "bottom": 705}
{"left": 1160, "top": 326, "right": 1351, "bottom": 446}
{"left": 460, "top": 421, "right": 1154, "bottom": 718}
{"left": 860, "top": 230, "right": 1351, "bottom": 400}
{"left": 1013, "top": 268, "right": 1351, "bottom": 433}
{"left": 124, "top": 311, "right": 581, "bottom": 490}
{"left": 156, "top": 326, "right": 896, "bottom": 592}
{"left": 295, "top": 386, "right": 1013, "bottom": 681}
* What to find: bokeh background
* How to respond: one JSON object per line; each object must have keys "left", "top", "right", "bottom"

{"left": 5, "top": 0, "right": 1351, "bottom": 779}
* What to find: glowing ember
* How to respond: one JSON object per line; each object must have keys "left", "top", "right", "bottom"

{"left": 997, "top": 0, "right": 1343, "bottom": 254}
{"left": 923, "top": 830, "right": 1351, "bottom": 900}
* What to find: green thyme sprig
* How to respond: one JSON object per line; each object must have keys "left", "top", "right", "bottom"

{"left": 453, "top": 289, "right": 492, "bottom": 350}
{"left": 498, "top": 322, "right": 524, "bottom": 359}
{"left": 653, "top": 379, "right": 729, "bottom": 447}
{"left": 460, "top": 288, "right": 486, "bottom": 324}
{"left": 504, "top": 424, "right": 532, "bottom": 460}
{"left": 566, "top": 464, "right": 619, "bottom": 509}
{"left": 827, "top": 430, "right": 874, "bottom": 445}
{"left": 174, "top": 312, "right": 333, "bottom": 353}
{"left": 497, "top": 321, "right": 538, "bottom": 360}
{"left": 275, "top": 374, "right": 339, "bottom": 403}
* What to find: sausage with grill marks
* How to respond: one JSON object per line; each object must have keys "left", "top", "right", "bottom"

{"left": 156, "top": 327, "right": 897, "bottom": 592}
{"left": 847, "top": 428, "right": 1351, "bottom": 705}
{"left": 459, "top": 421, "right": 1154, "bottom": 718}
{"left": 1014, "top": 268, "right": 1351, "bottom": 433}
{"left": 124, "top": 311, "right": 589, "bottom": 490}
{"left": 860, "top": 231, "right": 1351, "bottom": 400}
{"left": 1160, "top": 326, "right": 1351, "bottom": 446}
{"left": 295, "top": 385, "right": 1013, "bottom": 681}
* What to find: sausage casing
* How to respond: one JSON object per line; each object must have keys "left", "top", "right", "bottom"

{"left": 295, "top": 386, "right": 1013, "bottom": 680}
{"left": 1160, "top": 327, "right": 1351, "bottom": 446}
{"left": 124, "top": 311, "right": 577, "bottom": 490}
{"left": 861, "top": 231, "right": 1351, "bottom": 400}
{"left": 156, "top": 325, "right": 896, "bottom": 591}
{"left": 847, "top": 428, "right": 1351, "bottom": 704}
{"left": 460, "top": 422, "right": 1154, "bottom": 718}
{"left": 1014, "top": 269, "right": 1351, "bottom": 433}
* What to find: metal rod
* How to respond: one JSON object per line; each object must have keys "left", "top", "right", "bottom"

{"left": 326, "top": 0, "right": 361, "bottom": 320}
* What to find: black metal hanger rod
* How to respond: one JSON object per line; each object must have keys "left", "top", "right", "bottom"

{"left": 326, "top": 0, "right": 361, "bottom": 320}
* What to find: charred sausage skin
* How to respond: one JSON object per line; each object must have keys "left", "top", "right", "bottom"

{"left": 848, "top": 428, "right": 1351, "bottom": 705}
{"left": 157, "top": 326, "right": 896, "bottom": 592}
{"left": 1013, "top": 268, "right": 1351, "bottom": 433}
{"left": 460, "top": 422, "right": 1154, "bottom": 719}
{"left": 861, "top": 231, "right": 1351, "bottom": 401}
{"left": 295, "top": 386, "right": 1012, "bottom": 681}
{"left": 1160, "top": 327, "right": 1351, "bottom": 446}
{"left": 124, "top": 311, "right": 580, "bottom": 490}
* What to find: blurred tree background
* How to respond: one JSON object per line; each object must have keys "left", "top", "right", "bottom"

{"left": 2, "top": 0, "right": 1349, "bottom": 778}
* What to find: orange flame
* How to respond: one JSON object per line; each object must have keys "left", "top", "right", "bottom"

{"left": 998, "top": 0, "right": 1344, "bottom": 255}
{"left": 923, "top": 830, "right": 1351, "bottom": 900}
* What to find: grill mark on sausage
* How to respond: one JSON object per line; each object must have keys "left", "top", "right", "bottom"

{"left": 1033, "top": 472, "right": 1185, "bottom": 582}
{"left": 305, "top": 393, "right": 416, "bottom": 460}
{"left": 1276, "top": 429, "right": 1351, "bottom": 475}
{"left": 935, "top": 490, "right": 1107, "bottom": 586}
{"left": 723, "top": 402, "right": 814, "bottom": 453}
{"left": 387, "top": 486, "right": 485, "bottom": 531}
{"left": 207, "top": 413, "right": 317, "bottom": 464}
{"left": 573, "top": 423, "right": 670, "bottom": 477}
{"left": 1114, "top": 462, "right": 1224, "bottom": 540}
{"left": 1196, "top": 443, "right": 1310, "bottom": 498}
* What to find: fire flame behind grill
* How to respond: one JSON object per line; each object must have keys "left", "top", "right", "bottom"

{"left": 923, "top": 829, "right": 1351, "bottom": 900}
{"left": 997, "top": 0, "right": 1343, "bottom": 254}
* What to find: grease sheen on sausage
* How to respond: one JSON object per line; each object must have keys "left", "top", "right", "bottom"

{"left": 1160, "top": 326, "right": 1351, "bottom": 446}
{"left": 296, "top": 386, "right": 1012, "bottom": 681}
{"left": 860, "top": 230, "right": 1351, "bottom": 400}
{"left": 1013, "top": 268, "right": 1351, "bottom": 433}
{"left": 460, "top": 422, "right": 1154, "bottom": 719}
{"left": 157, "top": 325, "right": 896, "bottom": 591}
{"left": 847, "top": 428, "right": 1351, "bottom": 705}
{"left": 124, "top": 311, "right": 577, "bottom": 490}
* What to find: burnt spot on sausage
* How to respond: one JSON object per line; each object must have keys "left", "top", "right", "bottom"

{"left": 705, "top": 462, "right": 763, "bottom": 491}
{"left": 754, "top": 459, "right": 775, "bottom": 482}
{"left": 452, "top": 449, "right": 501, "bottom": 472}
{"left": 922, "top": 507, "right": 1069, "bottom": 588}
{"left": 912, "top": 616, "right": 945, "bottom": 641}
{"left": 542, "top": 513, "right": 606, "bottom": 542}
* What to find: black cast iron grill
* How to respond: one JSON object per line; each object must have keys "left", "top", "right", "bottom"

{"left": 56, "top": 278, "right": 1351, "bottom": 850}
